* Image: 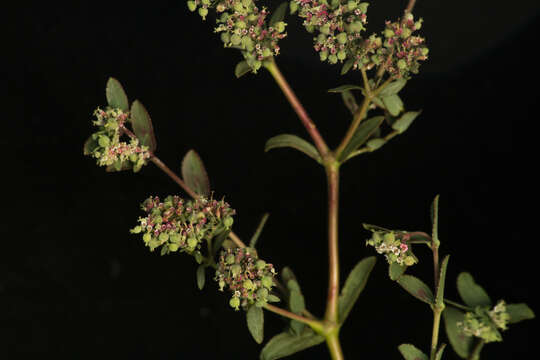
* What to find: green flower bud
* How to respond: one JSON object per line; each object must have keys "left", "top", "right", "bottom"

{"left": 98, "top": 135, "right": 110, "bottom": 147}
{"left": 129, "top": 153, "right": 138, "bottom": 162}
{"left": 158, "top": 232, "right": 169, "bottom": 242}
{"left": 194, "top": 251, "right": 203, "bottom": 264}
{"left": 256, "top": 260, "right": 266, "bottom": 270}
{"left": 290, "top": 1, "right": 299, "bottom": 14}
{"left": 143, "top": 233, "right": 152, "bottom": 244}
{"left": 235, "top": 20, "right": 246, "bottom": 29}
{"left": 131, "top": 225, "right": 142, "bottom": 234}
{"left": 243, "top": 279, "right": 254, "bottom": 290}
{"left": 231, "top": 34, "right": 242, "bottom": 46}
{"left": 224, "top": 216, "right": 234, "bottom": 228}
{"left": 261, "top": 276, "right": 273, "bottom": 289}
{"left": 384, "top": 29, "right": 395, "bottom": 38}
{"left": 347, "top": 1, "right": 357, "bottom": 11}
{"left": 336, "top": 32, "right": 348, "bottom": 44}
{"left": 319, "top": 50, "right": 328, "bottom": 61}
{"left": 229, "top": 296, "right": 240, "bottom": 310}
{"left": 275, "top": 21, "right": 286, "bottom": 33}
{"left": 404, "top": 256, "right": 416, "bottom": 266}
{"left": 337, "top": 50, "right": 347, "bottom": 61}
{"left": 233, "top": 2, "right": 244, "bottom": 12}
{"left": 169, "top": 243, "right": 179, "bottom": 252}
{"left": 187, "top": 237, "right": 198, "bottom": 250}
{"left": 415, "top": 20, "right": 423, "bottom": 30}
{"left": 198, "top": 7, "right": 208, "bottom": 20}
{"left": 358, "top": 2, "right": 369, "bottom": 13}
{"left": 328, "top": 54, "right": 338, "bottom": 64}
{"left": 383, "top": 232, "right": 395, "bottom": 243}
{"left": 231, "top": 264, "right": 242, "bottom": 277}
{"left": 397, "top": 59, "right": 407, "bottom": 69}
{"left": 421, "top": 47, "right": 429, "bottom": 56}
{"left": 401, "top": 28, "right": 412, "bottom": 39}
{"left": 169, "top": 233, "right": 181, "bottom": 244}
{"left": 321, "top": 23, "right": 330, "bottom": 35}
{"left": 242, "top": 36, "right": 254, "bottom": 51}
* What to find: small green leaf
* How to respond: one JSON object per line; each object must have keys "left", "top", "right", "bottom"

{"left": 372, "top": 96, "right": 385, "bottom": 108}
{"left": 443, "top": 306, "right": 473, "bottom": 358}
{"left": 235, "top": 60, "right": 252, "bottom": 78}
{"left": 269, "top": 2, "right": 288, "bottom": 26}
{"left": 338, "top": 256, "right": 376, "bottom": 323}
{"left": 247, "top": 305, "right": 264, "bottom": 344}
{"left": 382, "top": 94, "right": 404, "bottom": 116}
{"left": 389, "top": 262, "right": 407, "bottom": 281}
{"left": 290, "top": 320, "right": 304, "bottom": 336}
{"left": 392, "top": 111, "right": 421, "bottom": 134}
{"left": 83, "top": 135, "right": 99, "bottom": 155}
{"left": 181, "top": 149, "right": 211, "bottom": 197}
{"left": 281, "top": 266, "right": 297, "bottom": 285}
{"left": 250, "top": 213, "right": 270, "bottom": 248}
{"left": 130, "top": 100, "right": 157, "bottom": 152}
{"left": 397, "top": 275, "right": 434, "bottom": 305}
{"left": 363, "top": 223, "right": 392, "bottom": 232}
{"left": 289, "top": 290, "right": 305, "bottom": 314}
{"left": 265, "top": 134, "right": 322, "bottom": 163}
{"left": 398, "top": 343, "right": 428, "bottom": 360}
{"left": 267, "top": 294, "right": 281, "bottom": 303}
{"left": 341, "top": 90, "right": 358, "bottom": 115}
{"left": 435, "top": 343, "right": 447, "bottom": 360}
{"left": 106, "top": 77, "right": 129, "bottom": 111}
{"left": 340, "top": 59, "right": 354, "bottom": 75}
{"left": 436, "top": 255, "right": 450, "bottom": 306}
{"left": 339, "top": 116, "right": 384, "bottom": 160}
{"left": 379, "top": 79, "right": 407, "bottom": 97}
{"left": 212, "top": 227, "right": 230, "bottom": 255}
{"left": 366, "top": 138, "right": 386, "bottom": 151}
{"left": 430, "top": 195, "right": 440, "bottom": 246}
{"left": 456, "top": 272, "right": 492, "bottom": 308}
{"left": 260, "top": 329, "right": 324, "bottom": 360}
{"left": 196, "top": 265, "right": 206, "bottom": 290}
{"left": 506, "top": 303, "right": 535, "bottom": 324}
{"left": 105, "top": 161, "right": 131, "bottom": 172}
{"left": 328, "top": 84, "right": 364, "bottom": 93}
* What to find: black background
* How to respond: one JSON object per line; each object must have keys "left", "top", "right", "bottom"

{"left": 6, "top": 0, "right": 538, "bottom": 358}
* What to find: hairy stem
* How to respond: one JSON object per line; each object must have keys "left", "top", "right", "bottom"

{"left": 324, "top": 163, "right": 340, "bottom": 323}
{"left": 265, "top": 59, "right": 330, "bottom": 157}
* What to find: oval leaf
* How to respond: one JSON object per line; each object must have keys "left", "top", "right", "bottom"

{"left": 443, "top": 306, "right": 473, "bottom": 358}
{"left": 83, "top": 135, "right": 99, "bottom": 156}
{"left": 289, "top": 290, "right": 305, "bottom": 314}
{"left": 341, "top": 90, "right": 358, "bottom": 115}
{"left": 130, "top": 100, "right": 157, "bottom": 152}
{"left": 269, "top": 2, "right": 288, "bottom": 26}
{"left": 398, "top": 343, "right": 428, "bottom": 360}
{"left": 340, "top": 59, "right": 354, "bottom": 75}
{"left": 235, "top": 60, "right": 252, "bottom": 78}
{"left": 366, "top": 138, "right": 386, "bottom": 151}
{"left": 328, "top": 84, "right": 364, "bottom": 93}
{"left": 392, "top": 111, "right": 421, "bottom": 134}
{"left": 436, "top": 255, "right": 450, "bottom": 306}
{"left": 456, "top": 272, "right": 492, "bottom": 308}
{"left": 339, "top": 116, "right": 384, "bottom": 160}
{"left": 181, "top": 149, "right": 211, "bottom": 197}
{"left": 338, "top": 256, "right": 376, "bottom": 323}
{"left": 196, "top": 265, "right": 206, "bottom": 290}
{"left": 389, "top": 262, "right": 407, "bottom": 281}
{"left": 247, "top": 306, "right": 264, "bottom": 344}
{"left": 379, "top": 79, "right": 407, "bottom": 97}
{"left": 260, "top": 329, "right": 324, "bottom": 360}
{"left": 106, "top": 77, "right": 129, "bottom": 111}
{"left": 397, "top": 275, "right": 434, "bottom": 305}
{"left": 265, "top": 134, "right": 322, "bottom": 163}
{"left": 506, "top": 303, "right": 535, "bottom": 324}
{"left": 382, "top": 94, "right": 404, "bottom": 116}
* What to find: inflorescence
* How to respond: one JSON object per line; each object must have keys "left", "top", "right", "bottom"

{"left": 187, "top": 0, "right": 287, "bottom": 72}
{"left": 365, "top": 230, "right": 417, "bottom": 266}
{"left": 85, "top": 107, "right": 151, "bottom": 172}
{"left": 215, "top": 247, "right": 277, "bottom": 311}
{"left": 458, "top": 300, "right": 510, "bottom": 343}
{"left": 131, "top": 195, "right": 236, "bottom": 261}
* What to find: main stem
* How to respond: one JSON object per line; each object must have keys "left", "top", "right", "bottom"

{"left": 325, "top": 163, "right": 340, "bottom": 323}
{"left": 430, "top": 245, "right": 442, "bottom": 360}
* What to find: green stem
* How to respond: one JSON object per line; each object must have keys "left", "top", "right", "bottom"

{"left": 265, "top": 59, "right": 330, "bottom": 157}
{"left": 335, "top": 96, "right": 371, "bottom": 158}
{"left": 264, "top": 304, "right": 323, "bottom": 331}
{"left": 324, "top": 162, "right": 340, "bottom": 323}
{"left": 326, "top": 331, "right": 345, "bottom": 360}
{"left": 430, "top": 308, "right": 443, "bottom": 359}
{"left": 468, "top": 340, "right": 485, "bottom": 360}
{"left": 444, "top": 299, "right": 473, "bottom": 311}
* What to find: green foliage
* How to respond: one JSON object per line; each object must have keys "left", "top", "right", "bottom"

{"left": 434, "top": 344, "right": 446, "bottom": 360}
{"left": 250, "top": 213, "right": 270, "bottom": 248}
{"left": 260, "top": 328, "right": 325, "bottom": 360}
{"left": 381, "top": 94, "right": 404, "bottom": 116}
{"left": 235, "top": 60, "right": 252, "bottom": 78}
{"left": 181, "top": 149, "right": 211, "bottom": 197}
{"left": 341, "top": 90, "right": 358, "bottom": 115}
{"left": 265, "top": 134, "right": 322, "bottom": 163}
{"left": 338, "top": 256, "right": 376, "bottom": 324}
{"left": 196, "top": 264, "right": 206, "bottom": 290}
{"left": 397, "top": 275, "right": 434, "bottom": 305}
{"left": 379, "top": 79, "right": 407, "bottom": 97}
{"left": 247, "top": 305, "right": 265, "bottom": 344}
{"left": 392, "top": 111, "right": 421, "bottom": 134}
{"left": 506, "top": 303, "right": 535, "bottom": 324}
{"left": 130, "top": 100, "right": 157, "bottom": 152}
{"left": 398, "top": 343, "right": 428, "bottom": 360}
{"left": 436, "top": 255, "right": 450, "bottom": 306}
{"left": 269, "top": 2, "right": 288, "bottom": 27}
{"left": 389, "top": 262, "right": 407, "bottom": 281}
{"left": 443, "top": 306, "right": 474, "bottom": 358}
{"left": 430, "top": 195, "right": 440, "bottom": 246}
{"left": 328, "top": 84, "right": 364, "bottom": 93}
{"left": 339, "top": 116, "right": 384, "bottom": 161}
{"left": 105, "top": 77, "right": 129, "bottom": 111}
{"left": 457, "top": 272, "right": 492, "bottom": 308}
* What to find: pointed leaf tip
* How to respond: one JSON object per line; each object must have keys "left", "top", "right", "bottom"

{"left": 398, "top": 343, "right": 428, "bottom": 360}
{"left": 130, "top": 100, "right": 157, "bottom": 152}
{"left": 264, "top": 134, "right": 322, "bottom": 163}
{"left": 106, "top": 77, "right": 129, "bottom": 111}
{"left": 260, "top": 329, "right": 324, "bottom": 360}
{"left": 181, "top": 150, "right": 211, "bottom": 197}
{"left": 338, "top": 256, "right": 376, "bottom": 323}
{"left": 235, "top": 60, "right": 252, "bottom": 78}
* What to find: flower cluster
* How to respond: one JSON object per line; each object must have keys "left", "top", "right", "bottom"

{"left": 131, "top": 195, "right": 236, "bottom": 260}
{"left": 366, "top": 230, "right": 417, "bottom": 266}
{"left": 458, "top": 300, "right": 510, "bottom": 343}
{"left": 85, "top": 107, "right": 151, "bottom": 172}
{"left": 376, "top": 13, "right": 428, "bottom": 78}
{"left": 293, "top": 0, "right": 371, "bottom": 66}
{"left": 187, "top": 0, "right": 287, "bottom": 72}
{"left": 215, "top": 247, "right": 277, "bottom": 310}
